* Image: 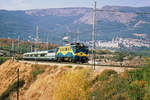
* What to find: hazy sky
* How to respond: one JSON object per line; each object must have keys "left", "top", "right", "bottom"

{"left": 0, "top": 0, "right": 150, "bottom": 10}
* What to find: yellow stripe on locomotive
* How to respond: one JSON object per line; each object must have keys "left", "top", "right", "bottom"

{"left": 56, "top": 46, "right": 88, "bottom": 57}
{"left": 56, "top": 46, "right": 75, "bottom": 56}
{"left": 75, "top": 52, "right": 88, "bottom": 57}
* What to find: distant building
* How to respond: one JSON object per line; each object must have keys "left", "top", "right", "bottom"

{"left": 97, "top": 40, "right": 120, "bottom": 48}
{"left": 83, "top": 37, "right": 150, "bottom": 49}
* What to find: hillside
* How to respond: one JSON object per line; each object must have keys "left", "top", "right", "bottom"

{"left": 1, "top": 60, "right": 150, "bottom": 100}
{"left": 0, "top": 6, "right": 150, "bottom": 43}
{"left": 0, "top": 60, "right": 73, "bottom": 100}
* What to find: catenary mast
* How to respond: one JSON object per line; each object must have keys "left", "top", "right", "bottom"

{"left": 92, "top": 1, "right": 96, "bottom": 70}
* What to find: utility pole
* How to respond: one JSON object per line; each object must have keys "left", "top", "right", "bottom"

{"left": 11, "top": 40, "right": 14, "bottom": 51}
{"left": 30, "top": 45, "right": 33, "bottom": 52}
{"left": 0, "top": 41, "right": 1, "bottom": 49}
{"left": 35, "top": 25, "right": 39, "bottom": 52}
{"left": 11, "top": 40, "right": 15, "bottom": 57}
{"left": 77, "top": 30, "right": 80, "bottom": 43}
{"left": 18, "top": 36, "right": 20, "bottom": 53}
{"left": 36, "top": 25, "right": 39, "bottom": 43}
{"left": 17, "top": 69, "right": 19, "bottom": 100}
{"left": 47, "top": 36, "right": 49, "bottom": 50}
{"left": 92, "top": 1, "right": 96, "bottom": 70}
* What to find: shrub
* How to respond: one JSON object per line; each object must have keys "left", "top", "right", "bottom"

{"left": 96, "top": 50, "right": 112, "bottom": 55}
{"left": 31, "top": 64, "right": 45, "bottom": 80}
{"left": 91, "top": 63, "right": 150, "bottom": 100}
{"left": 128, "top": 80, "right": 146, "bottom": 100}
{"left": 96, "top": 69, "right": 117, "bottom": 81}
{"left": 114, "top": 51, "right": 128, "bottom": 62}
{"left": 32, "top": 70, "right": 45, "bottom": 80}
{"left": 91, "top": 71, "right": 130, "bottom": 100}
{"left": 68, "top": 66, "right": 72, "bottom": 68}
{"left": 127, "top": 69, "right": 144, "bottom": 82}
{"left": 0, "top": 57, "right": 8, "bottom": 65}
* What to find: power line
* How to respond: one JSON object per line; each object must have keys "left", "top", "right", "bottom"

{"left": 58, "top": 1, "right": 93, "bottom": 4}
{"left": 96, "top": 9, "right": 150, "bottom": 15}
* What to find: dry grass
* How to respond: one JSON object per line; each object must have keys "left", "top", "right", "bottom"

{"left": 0, "top": 60, "right": 59, "bottom": 100}
{"left": 53, "top": 68, "right": 93, "bottom": 100}
{"left": 2, "top": 60, "right": 147, "bottom": 100}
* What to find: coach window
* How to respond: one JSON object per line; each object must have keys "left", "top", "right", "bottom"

{"left": 35, "top": 54, "right": 38, "bottom": 57}
{"left": 41, "top": 54, "right": 45, "bottom": 57}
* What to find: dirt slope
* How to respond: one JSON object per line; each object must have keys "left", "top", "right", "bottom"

{"left": 0, "top": 60, "right": 131, "bottom": 100}
{"left": 0, "top": 60, "right": 71, "bottom": 100}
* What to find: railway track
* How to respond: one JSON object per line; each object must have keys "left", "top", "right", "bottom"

{"left": 18, "top": 60, "right": 139, "bottom": 73}
{"left": 18, "top": 60, "right": 140, "bottom": 69}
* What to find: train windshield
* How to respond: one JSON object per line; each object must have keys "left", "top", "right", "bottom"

{"left": 74, "top": 43, "right": 88, "bottom": 53}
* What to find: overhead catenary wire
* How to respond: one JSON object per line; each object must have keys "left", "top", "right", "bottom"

{"left": 95, "top": 9, "right": 150, "bottom": 15}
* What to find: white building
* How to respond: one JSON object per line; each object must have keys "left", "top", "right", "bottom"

{"left": 97, "top": 40, "right": 120, "bottom": 48}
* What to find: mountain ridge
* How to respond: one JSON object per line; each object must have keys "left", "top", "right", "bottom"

{"left": 0, "top": 6, "right": 150, "bottom": 43}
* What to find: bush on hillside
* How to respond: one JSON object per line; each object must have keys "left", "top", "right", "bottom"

{"left": 96, "top": 50, "right": 112, "bottom": 55}
{"left": 96, "top": 69, "right": 117, "bottom": 81}
{"left": 91, "top": 63, "right": 150, "bottom": 100}
{"left": 31, "top": 64, "right": 45, "bottom": 80}
{"left": 32, "top": 70, "right": 45, "bottom": 80}
{"left": 0, "top": 57, "right": 8, "bottom": 65}
{"left": 91, "top": 69, "right": 130, "bottom": 100}
{"left": 113, "top": 52, "right": 127, "bottom": 62}
{"left": 128, "top": 80, "right": 147, "bottom": 100}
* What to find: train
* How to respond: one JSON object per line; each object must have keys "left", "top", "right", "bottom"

{"left": 23, "top": 43, "right": 89, "bottom": 63}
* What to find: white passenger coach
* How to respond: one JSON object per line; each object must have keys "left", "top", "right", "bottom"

{"left": 23, "top": 49, "right": 56, "bottom": 61}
